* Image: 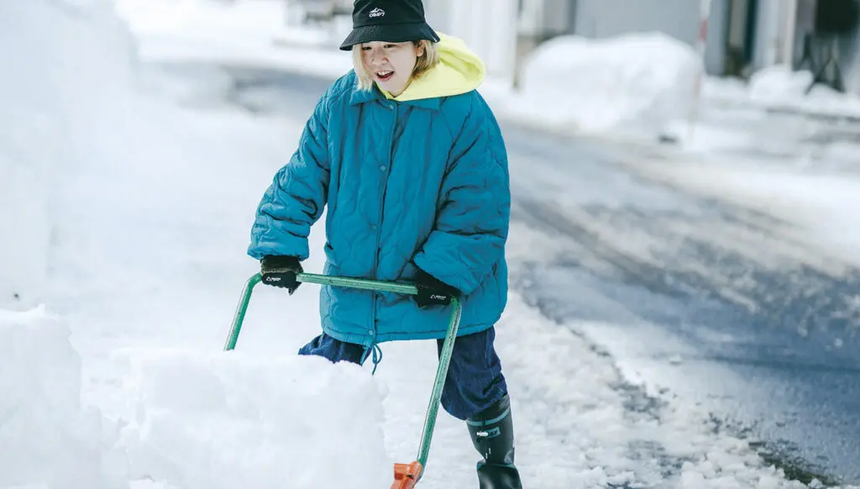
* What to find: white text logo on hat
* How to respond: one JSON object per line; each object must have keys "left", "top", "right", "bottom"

{"left": 369, "top": 7, "right": 385, "bottom": 18}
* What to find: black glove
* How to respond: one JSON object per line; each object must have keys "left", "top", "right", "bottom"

{"left": 413, "top": 268, "right": 460, "bottom": 308}
{"left": 260, "top": 255, "right": 303, "bottom": 294}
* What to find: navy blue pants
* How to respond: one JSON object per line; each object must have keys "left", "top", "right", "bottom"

{"left": 297, "top": 327, "right": 508, "bottom": 421}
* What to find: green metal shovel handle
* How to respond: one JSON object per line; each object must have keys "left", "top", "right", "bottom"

{"left": 222, "top": 271, "right": 461, "bottom": 472}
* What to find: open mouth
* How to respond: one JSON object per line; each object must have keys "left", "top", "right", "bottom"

{"left": 375, "top": 70, "right": 394, "bottom": 82}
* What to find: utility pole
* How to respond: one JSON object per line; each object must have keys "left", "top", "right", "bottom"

{"left": 780, "top": 0, "right": 798, "bottom": 66}
{"left": 687, "top": 0, "right": 712, "bottom": 141}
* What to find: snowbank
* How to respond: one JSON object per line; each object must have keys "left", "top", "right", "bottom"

{"left": 0, "top": 0, "right": 137, "bottom": 310}
{"left": 508, "top": 33, "right": 701, "bottom": 136}
{"left": 115, "top": 0, "right": 351, "bottom": 78}
{"left": 0, "top": 1, "right": 63, "bottom": 310}
{"left": 119, "top": 350, "right": 391, "bottom": 489}
{"left": 0, "top": 307, "right": 125, "bottom": 489}
{"left": 661, "top": 65, "right": 860, "bottom": 160}
{"left": 2, "top": 3, "right": 394, "bottom": 489}
{"left": 115, "top": 0, "right": 298, "bottom": 43}
{"left": 747, "top": 65, "right": 860, "bottom": 119}
{"left": 703, "top": 65, "right": 860, "bottom": 121}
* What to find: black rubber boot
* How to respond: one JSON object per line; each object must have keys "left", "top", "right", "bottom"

{"left": 466, "top": 394, "right": 523, "bottom": 489}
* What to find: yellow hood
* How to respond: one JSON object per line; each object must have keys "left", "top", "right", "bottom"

{"left": 381, "top": 33, "right": 486, "bottom": 102}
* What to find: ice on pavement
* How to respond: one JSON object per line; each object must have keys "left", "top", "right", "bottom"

{"left": 2, "top": 0, "right": 858, "bottom": 488}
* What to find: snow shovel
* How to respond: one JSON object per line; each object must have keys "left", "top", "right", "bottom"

{"left": 223, "top": 272, "right": 463, "bottom": 488}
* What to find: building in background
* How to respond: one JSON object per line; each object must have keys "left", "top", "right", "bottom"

{"left": 506, "top": 0, "right": 860, "bottom": 91}
{"left": 791, "top": 0, "right": 860, "bottom": 92}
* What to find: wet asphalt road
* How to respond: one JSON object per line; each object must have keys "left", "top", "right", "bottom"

{"left": 502, "top": 128, "right": 860, "bottom": 485}
{"left": 155, "top": 63, "right": 860, "bottom": 486}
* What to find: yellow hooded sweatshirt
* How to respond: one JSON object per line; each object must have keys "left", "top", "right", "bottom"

{"left": 379, "top": 33, "right": 487, "bottom": 102}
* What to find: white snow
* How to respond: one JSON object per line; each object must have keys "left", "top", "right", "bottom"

{"left": 4, "top": 0, "right": 860, "bottom": 488}
{"left": 747, "top": 65, "right": 860, "bottom": 120}
{"left": 0, "top": 307, "right": 126, "bottom": 489}
{"left": 629, "top": 159, "right": 860, "bottom": 269}
{"left": 484, "top": 291, "right": 811, "bottom": 489}
{"left": 0, "top": 2, "right": 65, "bottom": 310}
{"left": 114, "top": 0, "right": 344, "bottom": 50}
{"left": 1, "top": 2, "right": 390, "bottom": 488}
{"left": 506, "top": 33, "right": 702, "bottom": 137}
{"left": 0, "top": 0, "right": 137, "bottom": 310}
{"left": 115, "top": 0, "right": 352, "bottom": 79}
{"left": 749, "top": 66, "right": 821, "bottom": 105}
{"left": 670, "top": 65, "right": 860, "bottom": 161}
{"left": 120, "top": 350, "right": 390, "bottom": 489}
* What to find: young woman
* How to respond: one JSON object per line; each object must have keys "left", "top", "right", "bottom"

{"left": 248, "top": 1, "right": 522, "bottom": 486}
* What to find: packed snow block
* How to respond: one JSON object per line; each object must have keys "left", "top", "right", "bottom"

{"left": 121, "top": 350, "right": 391, "bottom": 489}
{"left": 513, "top": 32, "right": 700, "bottom": 136}
{"left": 0, "top": 3, "right": 59, "bottom": 311}
{"left": 0, "top": 159, "right": 49, "bottom": 311}
{"left": 0, "top": 0, "right": 140, "bottom": 312}
{"left": 0, "top": 307, "right": 126, "bottom": 489}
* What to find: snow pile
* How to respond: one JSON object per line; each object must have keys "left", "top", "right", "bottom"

{"left": 0, "top": 1, "right": 64, "bottom": 310}
{"left": 0, "top": 0, "right": 137, "bottom": 310}
{"left": 0, "top": 307, "right": 126, "bottom": 489}
{"left": 120, "top": 349, "right": 391, "bottom": 489}
{"left": 508, "top": 33, "right": 701, "bottom": 136}
{"left": 1, "top": 3, "right": 393, "bottom": 489}
{"left": 115, "top": 0, "right": 351, "bottom": 77}
{"left": 748, "top": 65, "right": 818, "bottom": 104}
{"left": 115, "top": 0, "right": 291, "bottom": 45}
{"left": 743, "top": 65, "right": 860, "bottom": 119}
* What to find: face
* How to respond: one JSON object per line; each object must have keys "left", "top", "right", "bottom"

{"left": 361, "top": 41, "right": 425, "bottom": 97}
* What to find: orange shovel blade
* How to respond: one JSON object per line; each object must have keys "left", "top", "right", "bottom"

{"left": 391, "top": 461, "right": 423, "bottom": 489}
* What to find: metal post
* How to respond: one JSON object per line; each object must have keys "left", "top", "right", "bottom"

{"left": 781, "top": 0, "right": 799, "bottom": 67}
{"left": 688, "top": 0, "right": 712, "bottom": 140}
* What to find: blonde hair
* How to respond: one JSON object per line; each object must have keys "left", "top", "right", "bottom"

{"left": 352, "top": 40, "right": 440, "bottom": 91}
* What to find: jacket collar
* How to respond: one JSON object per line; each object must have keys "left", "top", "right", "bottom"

{"left": 348, "top": 83, "right": 442, "bottom": 111}
{"left": 348, "top": 83, "right": 384, "bottom": 105}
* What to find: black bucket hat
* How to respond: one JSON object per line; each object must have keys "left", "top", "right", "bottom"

{"left": 339, "top": 0, "right": 441, "bottom": 51}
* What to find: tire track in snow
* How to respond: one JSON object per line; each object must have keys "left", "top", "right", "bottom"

{"left": 505, "top": 139, "right": 860, "bottom": 484}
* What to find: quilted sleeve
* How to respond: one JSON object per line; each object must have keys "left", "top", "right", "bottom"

{"left": 247, "top": 94, "right": 331, "bottom": 260}
{"left": 413, "top": 95, "right": 511, "bottom": 295}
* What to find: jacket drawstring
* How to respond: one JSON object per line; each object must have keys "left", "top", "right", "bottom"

{"left": 361, "top": 342, "right": 384, "bottom": 375}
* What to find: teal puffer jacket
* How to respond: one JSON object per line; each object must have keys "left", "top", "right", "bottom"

{"left": 248, "top": 69, "right": 510, "bottom": 348}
